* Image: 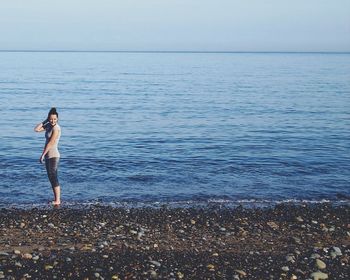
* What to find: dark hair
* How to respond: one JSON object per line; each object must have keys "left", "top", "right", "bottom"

{"left": 48, "top": 107, "right": 58, "bottom": 118}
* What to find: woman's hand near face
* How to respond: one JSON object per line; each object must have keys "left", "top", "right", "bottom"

{"left": 34, "top": 122, "right": 46, "bottom": 132}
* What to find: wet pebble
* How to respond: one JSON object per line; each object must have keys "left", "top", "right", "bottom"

{"left": 207, "top": 264, "right": 215, "bottom": 271}
{"left": 316, "top": 259, "right": 326, "bottom": 270}
{"left": 267, "top": 221, "right": 279, "bottom": 230}
{"left": 22, "top": 253, "right": 32, "bottom": 260}
{"left": 150, "top": 270, "right": 158, "bottom": 279}
{"left": 286, "top": 254, "right": 295, "bottom": 263}
{"left": 177, "top": 272, "right": 184, "bottom": 279}
{"left": 235, "top": 270, "right": 247, "bottom": 277}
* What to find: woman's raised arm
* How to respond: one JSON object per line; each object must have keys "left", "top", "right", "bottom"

{"left": 34, "top": 119, "right": 49, "bottom": 132}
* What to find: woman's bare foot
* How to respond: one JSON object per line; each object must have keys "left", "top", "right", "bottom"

{"left": 49, "top": 201, "right": 61, "bottom": 206}
{"left": 53, "top": 186, "right": 61, "bottom": 206}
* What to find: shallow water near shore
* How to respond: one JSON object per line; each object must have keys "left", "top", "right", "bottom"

{"left": 0, "top": 51, "right": 350, "bottom": 207}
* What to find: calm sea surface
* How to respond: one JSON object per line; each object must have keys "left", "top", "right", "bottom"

{"left": 0, "top": 52, "right": 349, "bottom": 207}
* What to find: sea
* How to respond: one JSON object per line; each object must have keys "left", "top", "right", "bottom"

{"left": 0, "top": 51, "right": 349, "bottom": 208}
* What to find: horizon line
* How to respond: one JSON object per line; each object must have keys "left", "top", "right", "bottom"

{"left": 0, "top": 49, "right": 349, "bottom": 54}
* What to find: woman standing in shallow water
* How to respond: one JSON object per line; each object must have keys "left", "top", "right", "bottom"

{"left": 34, "top": 108, "right": 62, "bottom": 205}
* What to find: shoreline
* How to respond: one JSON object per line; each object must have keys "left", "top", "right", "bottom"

{"left": 1, "top": 198, "right": 349, "bottom": 211}
{"left": 0, "top": 204, "right": 349, "bottom": 279}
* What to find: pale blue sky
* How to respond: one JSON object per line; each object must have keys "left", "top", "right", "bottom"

{"left": 0, "top": 0, "right": 349, "bottom": 52}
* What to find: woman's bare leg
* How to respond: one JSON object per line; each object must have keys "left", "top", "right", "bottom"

{"left": 53, "top": 186, "right": 61, "bottom": 205}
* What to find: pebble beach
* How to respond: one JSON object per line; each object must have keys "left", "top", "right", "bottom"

{"left": 0, "top": 204, "right": 349, "bottom": 279}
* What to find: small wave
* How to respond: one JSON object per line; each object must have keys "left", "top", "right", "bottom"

{"left": 1, "top": 197, "right": 349, "bottom": 210}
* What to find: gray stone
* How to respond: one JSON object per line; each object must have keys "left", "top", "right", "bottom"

{"left": 292, "top": 237, "right": 301, "bottom": 244}
{"left": 310, "top": 253, "right": 321, "bottom": 259}
{"left": 137, "top": 232, "right": 144, "bottom": 240}
{"left": 286, "top": 254, "right": 295, "bottom": 263}
{"left": 150, "top": 260, "right": 161, "bottom": 267}
{"left": 296, "top": 216, "right": 304, "bottom": 222}
{"left": 332, "top": 247, "right": 342, "bottom": 256}
{"left": 310, "top": 271, "right": 328, "bottom": 280}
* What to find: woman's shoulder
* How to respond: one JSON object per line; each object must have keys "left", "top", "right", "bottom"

{"left": 53, "top": 124, "right": 61, "bottom": 132}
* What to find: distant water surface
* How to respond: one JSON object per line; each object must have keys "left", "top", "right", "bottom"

{"left": 0, "top": 52, "right": 349, "bottom": 207}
